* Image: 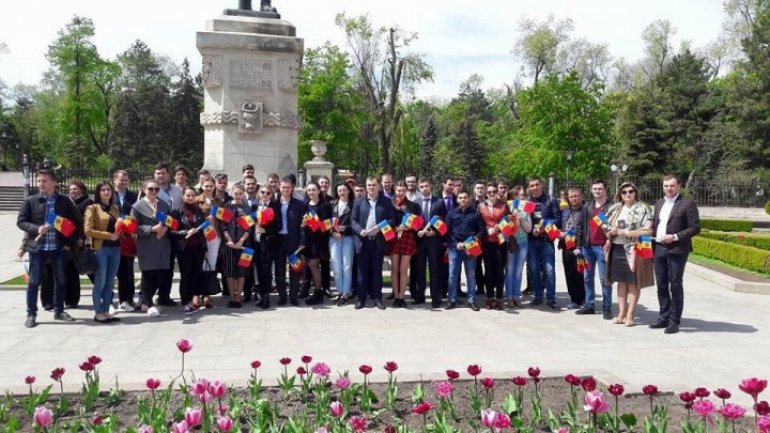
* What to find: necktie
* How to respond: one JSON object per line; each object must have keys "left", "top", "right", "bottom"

{"left": 423, "top": 198, "right": 430, "bottom": 216}
{"left": 445, "top": 197, "right": 452, "bottom": 211}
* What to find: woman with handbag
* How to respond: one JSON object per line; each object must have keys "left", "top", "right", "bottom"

{"left": 197, "top": 176, "right": 224, "bottom": 308}
{"left": 131, "top": 179, "right": 172, "bottom": 317}
{"left": 505, "top": 186, "right": 532, "bottom": 308}
{"left": 65, "top": 181, "right": 93, "bottom": 308}
{"left": 171, "top": 187, "right": 207, "bottom": 314}
{"left": 84, "top": 182, "right": 122, "bottom": 323}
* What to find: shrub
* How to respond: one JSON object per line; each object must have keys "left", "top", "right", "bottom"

{"left": 765, "top": 200, "right": 770, "bottom": 216}
{"left": 698, "top": 231, "right": 770, "bottom": 251}
{"left": 692, "top": 237, "right": 770, "bottom": 274}
{"left": 699, "top": 218, "right": 753, "bottom": 232}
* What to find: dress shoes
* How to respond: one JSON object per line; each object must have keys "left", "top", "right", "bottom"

{"left": 445, "top": 302, "right": 456, "bottom": 310}
{"left": 355, "top": 301, "right": 366, "bottom": 310}
{"left": 602, "top": 310, "right": 613, "bottom": 320}
{"left": 277, "top": 297, "right": 287, "bottom": 307}
{"left": 575, "top": 306, "right": 595, "bottom": 315}
{"left": 374, "top": 300, "right": 386, "bottom": 310}
{"left": 649, "top": 320, "right": 669, "bottom": 329}
{"left": 469, "top": 302, "right": 480, "bottom": 311}
{"left": 664, "top": 323, "right": 680, "bottom": 334}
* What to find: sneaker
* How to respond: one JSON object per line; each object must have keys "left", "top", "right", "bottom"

{"left": 529, "top": 298, "right": 543, "bottom": 306}
{"left": 118, "top": 302, "right": 136, "bottom": 313}
{"left": 469, "top": 303, "right": 480, "bottom": 312}
{"left": 54, "top": 311, "right": 76, "bottom": 322}
{"left": 183, "top": 305, "right": 197, "bottom": 315}
{"left": 108, "top": 304, "right": 117, "bottom": 315}
{"left": 547, "top": 301, "right": 560, "bottom": 310}
{"left": 25, "top": 316, "right": 37, "bottom": 328}
{"left": 566, "top": 302, "right": 580, "bottom": 310}
{"left": 146, "top": 306, "right": 161, "bottom": 317}
{"left": 603, "top": 310, "right": 613, "bottom": 320}
{"left": 575, "top": 306, "right": 595, "bottom": 315}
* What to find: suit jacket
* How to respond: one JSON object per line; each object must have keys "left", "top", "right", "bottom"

{"left": 415, "top": 195, "right": 443, "bottom": 246}
{"left": 280, "top": 197, "right": 307, "bottom": 253}
{"left": 350, "top": 194, "right": 396, "bottom": 254}
{"left": 114, "top": 190, "right": 139, "bottom": 216}
{"left": 434, "top": 194, "right": 457, "bottom": 218}
{"left": 653, "top": 195, "right": 700, "bottom": 254}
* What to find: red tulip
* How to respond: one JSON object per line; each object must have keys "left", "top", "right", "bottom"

{"left": 467, "top": 364, "right": 482, "bottom": 377}
{"left": 279, "top": 357, "right": 292, "bottom": 365}
{"left": 329, "top": 401, "right": 344, "bottom": 418}
{"left": 87, "top": 355, "right": 103, "bottom": 365}
{"left": 79, "top": 361, "right": 94, "bottom": 372}
{"left": 92, "top": 415, "right": 103, "bottom": 425}
{"left": 251, "top": 360, "right": 261, "bottom": 369}
{"left": 301, "top": 355, "right": 313, "bottom": 364}
{"left": 480, "top": 377, "right": 495, "bottom": 389}
{"left": 296, "top": 366, "right": 307, "bottom": 376}
{"left": 349, "top": 415, "right": 367, "bottom": 433}
{"left": 25, "top": 375, "right": 36, "bottom": 385}
{"left": 679, "top": 391, "right": 696, "bottom": 403}
{"left": 739, "top": 377, "right": 768, "bottom": 399}
{"left": 383, "top": 361, "right": 398, "bottom": 372}
{"left": 608, "top": 384, "right": 625, "bottom": 396}
{"left": 176, "top": 339, "right": 192, "bottom": 353}
{"left": 494, "top": 412, "right": 512, "bottom": 430}
{"left": 714, "top": 388, "right": 731, "bottom": 400}
{"left": 512, "top": 376, "right": 527, "bottom": 386}
{"left": 446, "top": 369, "right": 460, "bottom": 381}
{"left": 564, "top": 374, "right": 580, "bottom": 386}
{"left": 412, "top": 401, "right": 434, "bottom": 415}
{"left": 581, "top": 377, "right": 597, "bottom": 392}
{"left": 359, "top": 364, "right": 372, "bottom": 375}
{"left": 527, "top": 367, "right": 541, "bottom": 378}
{"left": 384, "top": 425, "right": 396, "bottom": 433}
{"left": 756, "top": 401, "right": 770, "bottom": 416}
{"left": 146, "top": 378, "right": 161, "bottom": 390}
{"left": 694, "top": 387, "right": 710, "bottom": 398}
{"left": 50, "top": 368, "right": 65, "bottom": 381}
{"left": 642, "top": 385, "right": 659, "bottom": 396}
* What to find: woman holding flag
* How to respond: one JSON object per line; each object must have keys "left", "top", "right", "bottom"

{"left": 504, "top": 187, "right": 532, "bottom": 308}
{"left": 301, "top": 182, "right": 333, "bottom": 306}
{"left": 478, "top": 182, "right": 509, "bottom": 310}
{"left": 171, "top": 187, "right": 207, "bottom": 314}
{"left": 196, "top": 176, "right": 224, "bottom": 308}
{"left": 388, "top": 182, "right": 421, "bottom": 308}
{"left": 329, "top": 182, "right": 355, "bottom": 306}
{"left": 218, "top": 184, "right": 253, "bottom": 308}
{"left": 604, "top": 181, "right": 654, "bottom": 327}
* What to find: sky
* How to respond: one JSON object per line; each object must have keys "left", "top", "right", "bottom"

{"left": 0, "top": 0, "right": 727, "bottom": 100}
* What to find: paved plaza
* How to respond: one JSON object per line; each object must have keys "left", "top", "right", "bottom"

{"left": 0, "top": 212, "right": 767, "bottom": 405}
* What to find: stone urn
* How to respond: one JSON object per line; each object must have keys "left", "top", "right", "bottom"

{"left": 310, "top": 140, "right": 328, "bottom": 161}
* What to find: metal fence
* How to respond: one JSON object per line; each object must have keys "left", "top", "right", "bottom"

{"left": 27, "top": 168, "right": 153, "bottom": 196}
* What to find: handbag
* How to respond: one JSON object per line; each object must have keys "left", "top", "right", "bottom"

{"left": 202, "top": 258, "right": 222, "bottom": 296}
{"left": 76, "top": 244, "right": 98, "bottom": 275}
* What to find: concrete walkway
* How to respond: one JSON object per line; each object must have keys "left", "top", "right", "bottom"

{"left": 0, "top": 213, "right": 767, "bottom": 405}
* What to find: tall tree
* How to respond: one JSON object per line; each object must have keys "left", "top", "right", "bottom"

{"left": 168, "top": 58, "right": 203, "bottom": 170}
{"left": 514, "top": 15, "right": 574, "bottom": 85}
{"left": 419, "top": 116, "right": 437, "bottom": 178}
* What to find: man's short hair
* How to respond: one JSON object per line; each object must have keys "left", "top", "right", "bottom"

{"left": 243, "top": 175, "right": 257, "bottom": 183}
{"left": 591, "top": 179, "right": 607, "bottom": 189}
{"left": 153, "top": 163, "right": 170, "bottom": 173}
{"left": 242, "top": 164, "right": 254, "bottom": 172}
{"left": 214, "top": 173, "right": 228, "bottom": 181}
{"left": 267, "top": 173, "right": 280, "bottom": 181}
{"left": 318, "top": 175, "right": 331, "bottom": 182}
{"left": 36, "top": 169, "right": 57, "bottom": 182}
{"left": 174, "top": 165, "right": 189, "bottom": 176}
{"left": 112, "top": 169, "right": 128, "bottom": 180}
{"left": 282, "top": 175, "right": 295, "bottom": 186}
{"left": 366, "top": 176, "right": 379, "bottom": 184}
{"left": 663, "top": 174, "right": 680, "bottom": 184}
{"left": 443, "top": 176, "right": 456, "bottom": 184}
{"left": 495, "top": 177, "right": 509, "bottom": 187}
{"left": 197, "top": 168, "right": 211, "bottom": 177}
{"left": 418, "top": 177, "right": 431, "bottom": 184}
{"left": 528, "top": 176, "right": 541, "bottom": 185}
{"left": 474, "top": 179, "right": 486, "bottom": 187}
{"left": 568, "top": 186, "right": 582, "bottom": 195}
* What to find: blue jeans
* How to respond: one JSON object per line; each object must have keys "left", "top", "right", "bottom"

{"left": 27, "top": 249, "right": 67, "bottom": 316}
{"left": 505, "top": 243, "right": 528, "bottom": 299}
{"left": 448, "top": 248, "right": 477, "bottom": 303}
{"left": 527, "top": 239, "right": 556, "bottom": 302}
{"left": 582, "top": 245, "right": 611, "bottom": 311}
{"left": 93, "top": 246, "right": 121, "bottom": 314}
{"left": 329, "top": 235, "right": 354, "bottom": 295}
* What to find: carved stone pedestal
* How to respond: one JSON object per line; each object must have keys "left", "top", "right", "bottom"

{"left": 304, "top": 140, "right": 335, "bottom": 184}
{"left": 197, "top": 14, "right": 303, "bottom": 181}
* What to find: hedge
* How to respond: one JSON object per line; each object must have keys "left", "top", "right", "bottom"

{"left": 692, "top": 237, "right": 770, "bottom": 274}
{"left": 699, "top": 218, "right": 753, "bottom": 232}
{"left": 698, "top": 230, "right": 770, "bottom": 251}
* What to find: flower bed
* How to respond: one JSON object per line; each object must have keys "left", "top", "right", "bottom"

{"left": 3, "top": 340, "right": 768, "bottom": 433}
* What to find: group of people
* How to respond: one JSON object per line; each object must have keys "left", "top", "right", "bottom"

{"left": 17, "top": 164, "right": 700, "bottom": 335}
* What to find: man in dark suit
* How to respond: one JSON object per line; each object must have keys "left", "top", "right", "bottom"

{"left": 651, "top": 174, "right": 700, "bottom": 334}
{"left": 275, "top": 176, "right": 306, "bottom": 306}
{"left": 253, "top": 183, "right": 282, "bottom": 309}
{"left": 113, "top": 170, "right": 139, "bottom": 311}
{"left": 413, "top": 178, "right": 446, "bottom": 308}
{"left": 434, "top": 176, "right": 458, "bottom": 299}
{"left": 350, "top": 176, "right": 396, "bottom": 310}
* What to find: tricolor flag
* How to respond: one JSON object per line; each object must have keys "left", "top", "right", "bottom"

{"left": 331, "top": 217, "right": 340, "bottom": 231}
{"left": 211, "top": 205, "right": 233, "bottom": 223}
{"left": 576, "top": 253, "right": 591, "bottom": 272}
{"left": 116, "top": 215, "right": 138, "bottom": 234}
{"left": 428, "top": 215, "right": 448, "bottom": 235}
{"left": 511, "top": 199, "right": 536, "bottom": 214}
{"left": 238, "top": 247, "right": 254, "bottom": 268}
{"left": 288, "top": 252, "right": 304, "bottom": 273}
{"left": 463, "top": 236, "right": 483, "bottom": 256}
{"left": 303, "top": 210, "right": 322, "bottom": 232}
{"left": 590, "top": 211, "right": 609, "bottom": 229}
{"left": 636, "top": 235, "right": 654, "bottom": 259}
{"left": 564, "top": 229, "right": 576, "bottom": 249}
{"left": 156, "top": 211, "right": 180, "bottom": 230}
{"left": 378, "top": 220, "right": 395, "bottom": 241}
{"left": 199, "top": 220, "right": 218, "bottom": 242}
{"left": 497, "top": 216, "right": 516, "bottom": 237}
{"left": 46, "top": 211, "right": 76, "bottom": 237}
{"left": 497, "top": 233, "right": 508, "bottom": 245}
{"left": 544, "top": 219, "right": 561, "bottom": 241}
{"left": 401, "top": 213, "right": 425, "bottom": 231}
{"left": 257, "top": 207, "right": 275, "bottom": 225}
{"left": 237, "top": 212, "right": 257, "bottom": 230}
{"left": 321, "top": 218, "right": 333, "bottom": 232}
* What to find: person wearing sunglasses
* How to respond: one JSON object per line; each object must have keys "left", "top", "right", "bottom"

{"left": 604, "top": 181, "right": 654, "bottom": 327}
{"left": 131, "top": 179, "right": 172, "bottom": 317}
{"left": 253, "top": 184, "right": 282, "bottom": 309}
{"left": 478, "top": 182, "right": 509, "bottom": 310}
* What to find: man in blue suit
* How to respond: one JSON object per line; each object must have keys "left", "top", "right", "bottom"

{"left": 413, "top": 177, "right": 446, "bottom": 308}
{"left": 350, "top": 176, "right": 396, "bottom": 310}
{"left": 275, "top": 176, "right": 306, "bottom": 306}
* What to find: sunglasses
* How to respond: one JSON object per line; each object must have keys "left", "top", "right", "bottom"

{"left": 621, "top": 189, "right": 635, "bottom": 195}
{"left": 146, "top": 187, "right": 160, "bottom": 192}
{"left": 259, "top": 191, "right": 271, "bottom": 195}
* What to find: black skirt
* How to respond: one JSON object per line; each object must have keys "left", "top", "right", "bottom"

{"left": 610, "top": 244, "right": 635, "bottom": 284}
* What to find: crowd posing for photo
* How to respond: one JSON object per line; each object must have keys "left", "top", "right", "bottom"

{"left": 17, "top": 164, "right": 700, "bottom": 335}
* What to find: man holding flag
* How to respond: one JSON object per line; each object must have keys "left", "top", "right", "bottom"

{"left": 413, "top": 178, "right": 445, "bottom": 308}
{"left": 574, "top": 180, "right": 613, "bottom": 319}
{"left": 444, "top": 190, "right": 485, "bottom": 311}
{"left": 17, "top": 170, "right": 81, "bottom": 328}
{"left": 526, "top": 177, "right": 562, "bottom": 309}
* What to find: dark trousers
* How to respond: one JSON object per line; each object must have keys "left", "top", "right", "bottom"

{"left": 177, "top": 246, "right": 205, "bottom": 305}
{"left": 351, "top": 254, "right": 358, "bottom": 293}
{"left": 476, "top": 253, "right": 486, "bottom": 297}
{"left": 276, "top": 235, "right": 300, "bottom": 301}
{"left": 117, "top": 255, "right": 136, "bottom": 303}
{"left": 654, "top": 247, "right": 688, "bottom": 325}
{"left": 64, "top": 258, "right": 81, "bottom": 307}
{"left": 141, "top": 269, "right": 166, "bottom": 307}
{"left": 40, "top": 260, "right": 54, "bottom": 308}
{"left": 254, "top": 239, "right": 277, "bottom": 300}
{"left": 562, "top": 248, "right": 584, "bottom": 305}
{"left": 408, "top": 255, "right": 418, "bottom": 296}
{"left": 482, "top": 241, "right": 506, "bottom": 299}
{"left": 159, "top": 243, "right": 177, "bottom": 302}
{"left": 27, "top": 249, "right": 67, "bottom": 316}
{"left": 413, "top": 239, "right": 443, "bottom": 304}
{"left": 439, "top": 246, "right": 449, "bottom": 298}
{"left": 357, "top": 239, "right": 384, "bottom": 302}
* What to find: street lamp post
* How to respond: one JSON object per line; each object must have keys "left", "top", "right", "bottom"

{"left": 565, "top": 149, "right": 574, "bottom": 190}
{"left": 21, "top": 154, "right": 30, "bottom": 198}
{"left": 610, "top": 163, "right": 628, "bottom": 192}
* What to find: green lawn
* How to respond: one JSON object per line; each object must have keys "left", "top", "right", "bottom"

{"left": 690, "top": 253, "right": 770, "bottom": 281}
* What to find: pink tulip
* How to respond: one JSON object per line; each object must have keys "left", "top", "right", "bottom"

{"left": 349, "top": 415, "right": 367, "bottom": 433}
{"left": 739, "top": 377, "right": 768, "bottom": 399}
{"left": 171, "top": 421, "right": 189, "bottom": 433}
{"left": 139, "top": 425, "right": 154, "bottom": 433}
{"left": 481, "top": 409, "right": 497, "bottom": 428}
{"left": 146, "top": 378, "right": 161, "bottom": 390}
{"left": 184, "top": 407, "right": 202, "bottom": 427}
{"left": 217, "top": 416, "right": 234, "bottom": 432}
{"left": 494, "top": 412, "right": 511, "bottom": 430}
{"left": 217, "top": 403, "right": 230, "bottom": 416}
{"left": 693, "top": 399, "right": 715, "bottom": 417}
{"left": 208, "top": 380, "right": 227, "bottom": 398}
{"left": 329, "top": 401, "right": 344, "bottom": 418}
{"left": 33, "top": 406, "right": 52, "bottom": 427}
{"left": 312, "top": 362, "right": 331, "bottom": 377}
{"left": 555, "top": 428, "right": 569, "bottom": 433}
{"left": 583, "top": 390, "right": 611, "bottom": 414}
{"left": 335, "top": 377, "right": 351, "bottom": 390}
{"left": 192, "top": 378, "right": 209, "bottom": 396}
{"left": 197, "top": 391, "right": 212, "bottom": 404}
{"left": 176, "top": 339, "right": 193, "bottom": 353}
{"left": 25, "top": 375, "right": 36, "bottom": 385}
{"left": 316, "top": 428, "right": 329, "bottom": 433}
{"left": 718, "top": 403, "right": 746, "bottom": 419}
{"left": 434, "top": 381, "right": 454, "bottom": 398}
{"left": 758, "top": 416, "right": 770, "bottom": 433}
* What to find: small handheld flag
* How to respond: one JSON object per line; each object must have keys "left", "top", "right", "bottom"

{"left": 116, "top": 215, "right": 138, "bottom": 234}
{"left": 46, "top": 211, "right": 76, "bottom": 237}
{"left": 498, "top": 216, "right": 516, "bottom": 237}
{"left": 238, "top": 247, "right": 254, "bottom": 268}
{"left": 211, "top": 205, "right": 233, "bottom": 223}
{"left": 497, "top": 233, "right": 507, "bottom": 245}
{"left": 576, "top": 253, "right": 591, "bottom": 272}
{"left": 199, "top": 220, "right": 218, "bottom": 242}
{"left": 544, "top": 219, "right": 561, "bottom": 241}
{"left": 331, "top": 217, "right": 340, "bottom": 231}
{"left": 321, "top": 218, "right": 333, "bottom": 232}
{"left": 463, "top": 236, "right": 483, "bottom": 256}
{"left": 257, "top": 207, "right": 275, "bottom": 225}
{"left": 402, "top": 213, "right": 425, "bottom": 231}
{"left": 156, "top": 211, "right": 180, "bottom": 230}
{"left": 428, "top": 215, "right": 448, "bottom": 235}
{"left": 288, "top": 252, "right": 305, "bottom": 273}
{"left": 590, "top": 211, "right": 609, "bottom": 229}
{"left": 303, "top": 211, "right": 322, "bottom": 232}
{"left": 378, "top": 220, "right": 395, "bottom": 241}
{"left": 237, "top": 212, "right": 256, "bottom": 230}
{"left": 636, "top": 235, "right": 654, "bottom": 259}
{"left": 511, "top": 199, "right": 536, "bottom": 214}
{"left": 564, "top": 229, "right": 576, "bottom": 249}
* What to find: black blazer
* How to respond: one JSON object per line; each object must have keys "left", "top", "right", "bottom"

{"left": 433, "top": 194, "right": 456, "bottom": 218}
{"left": 653, "top": 195, "right": 700, "bottom": 254}
{"left": 113, "top": 190, "right": 138, "bottom": 216}
{"left": 350, "top": 194, "right": 397, "bottom": 254}
{"left": 170, "top": 206, "right": 207, "bottom": 252}
{"left": 414, "top": 195, "right": 443, "bottom": 246}
{"left": 331, "top": 199, "right": 354, "bottom": 236}
{"left": 17, "top": 192, "right": 82, "bottom": 252}
{"left": 280, "top": 197, "right": 307, "bottom": 253}
{"left": 253, "top": 199, "right": 283, "bottom": 243}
